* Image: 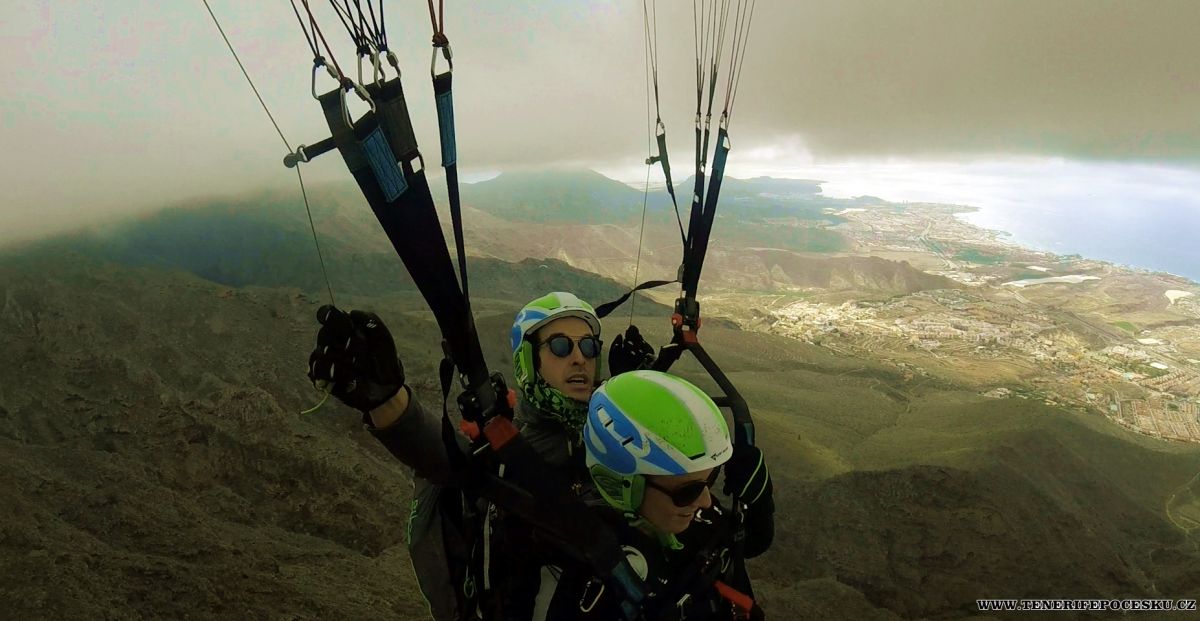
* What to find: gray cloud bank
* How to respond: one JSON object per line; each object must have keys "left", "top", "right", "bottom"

{"left": 457, "top": 0, "right": 1200, "bottom": 168}
{"left": 3, "top": 1, "right": 1199, "bottom": 246}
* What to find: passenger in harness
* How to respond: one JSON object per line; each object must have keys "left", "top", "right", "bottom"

{"left": 533, "top": 370, "right": 774, "bottom": 620}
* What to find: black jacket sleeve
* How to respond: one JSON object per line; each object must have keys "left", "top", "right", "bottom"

{"left": 367, "top": 388, "right": 463, "bottom": 484}
{"left": 741, "top": 478, "right": 775, "bottom": 559}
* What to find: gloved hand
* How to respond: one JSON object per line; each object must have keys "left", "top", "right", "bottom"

{"left": 608, "top": 324, "right": 656, "bottom": 377}
{"left": 722, "top": 444, "right": 772, "bottom": 507}
{"left": 307, "top": 305, "right": 405, "bottom": 414}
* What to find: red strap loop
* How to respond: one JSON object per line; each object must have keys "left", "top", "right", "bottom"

{"left": 459, "top": 419, "right": 481, "bottom": 441}
{"left": 713, "top": 580, "right": 754, "bottom": 616}
{"left": 483, "top": 416, "right": 520, "bottom": 451}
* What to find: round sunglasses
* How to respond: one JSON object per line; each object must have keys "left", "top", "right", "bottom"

{"left": 646, "top": 469, "right": 720, "bottom": 507}
{"left": 538, "top": 334, "right": 602, "bottom": 359}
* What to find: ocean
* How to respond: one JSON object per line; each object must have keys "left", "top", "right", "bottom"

{"left": 782, "top": 159, "right": 1200, "bottom": 285}
{"left": 958, "top": 181, "right": 1200, "bottom": 284}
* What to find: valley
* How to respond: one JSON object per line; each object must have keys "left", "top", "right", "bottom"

{"left": 451, "top": 174, "right": 1200, "bottom": 446}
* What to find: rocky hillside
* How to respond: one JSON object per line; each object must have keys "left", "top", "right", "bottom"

{"left": 3, "top": 248, "right": 1200, "bottom": 619}
{"left": 720, "top": 252, "right": 957, "bottom": 296}
{"left": 4, "top": 176, "right": 1200, "bottom": 620}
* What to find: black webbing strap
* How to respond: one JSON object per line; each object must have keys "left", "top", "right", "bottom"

{"left": 680, "top": 127, "right": 730, "bottom": 299}
{"left": 316, "top": 87, "right": 492, "bottom": 409}
{"left": 685, "top": 0, "right": 724, "bottom": 280}
{"left": 594, "top": 278, "right": 678, "bottom": 319}
{"left": 438, "top": 355, "right": 473, "bottom": 476}
{"left": 433, "top": 68, "right": 470, "bottom": 303}
{"left": 365, "top": 78, "right": 419, "bottom": 160}
{"left": 686, "top": 120, "right": 706, "bottom": 261}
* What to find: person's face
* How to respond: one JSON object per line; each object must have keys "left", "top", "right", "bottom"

{"left": 638, "top": 468, "right": 715, "bottom": 534}
{"left": 534, "top": 317, "right": 598, "bottom": 402}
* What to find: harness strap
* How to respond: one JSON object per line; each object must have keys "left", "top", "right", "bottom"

{"left": 365, "top": 79, "right": 419, "bottom": 159}
{"left": 647, "top": 504, "right": 740, "bottom": 621}
{"left": 433, "top": 64, "right": 470, "bottom": 305}
{"left": 594, "top": 278, "right": 678, "bottom": 319}
{"left": 680, "top": 126, "right": 730, "bottom": 303}
{"left": 316, "top": 85, "right": 494, "bottom": 408}
{"left": 464, "top": 437, "right": 646, "bottom": 620}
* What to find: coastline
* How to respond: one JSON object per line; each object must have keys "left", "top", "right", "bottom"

{"left": 743, "top": 194, "right": 1200, "bottom": 444}
{"left": 953, "top": 205, "right": 1200, "bottom": 286}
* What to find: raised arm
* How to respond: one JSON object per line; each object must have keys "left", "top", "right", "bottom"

{"left": 307, "top": 305, "right": 459, "bottom": 483}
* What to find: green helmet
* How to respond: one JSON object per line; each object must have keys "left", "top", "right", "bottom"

{"left": 584, "top": 370, "right": 732, "bottom": 515}
{"left": 511, "top": 292, "right": 602, "bottom": 429}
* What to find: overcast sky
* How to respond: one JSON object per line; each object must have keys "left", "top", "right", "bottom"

{"left": 3, "top": 1, "right": 1200, "bottom": 246}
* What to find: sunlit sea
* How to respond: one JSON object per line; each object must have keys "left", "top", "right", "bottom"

{"left": 789, "top": 159, "right": 1200, "bottom": 285}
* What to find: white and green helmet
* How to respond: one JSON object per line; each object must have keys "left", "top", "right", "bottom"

{"left": 511, "top": 292, "right": 603, "bottom": 427}
{"left": 584, "top": 370, "right": 732, "bottom": 515}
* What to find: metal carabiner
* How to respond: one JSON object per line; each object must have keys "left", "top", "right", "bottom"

{"left": 430, "top": 44, "right": 453, "bottom": 78}
{"left": 354, "top": 42, "right": 386, "bottom": 88}
{"left": 335, "top": 88, "right": 352, "bottom": 129}
{"left": 311, "top": 59, "right": 337, "bottom": 102}
{"left": 372, "top": 50, "right": 384, "bottom": 86}
{"left": 578, "top": 577, "right": 606, "bottom": 613}
{"left": 349, "top": 79, "right": 376, "bottom": 114}
{"left": 310, "top": 63, "right": 321, "bottom": 101}
{"left": 385, "top": 50, "right": 401, "bottom": 78}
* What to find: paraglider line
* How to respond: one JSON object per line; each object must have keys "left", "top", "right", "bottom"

{"left": 296, "top": 166, "right": 338, "bottom": 306}
{"left": 202, "top": 0, "right": 292, "bottom": 153}
{"left": 631, "top": 164, "right": 652, "bottom": 324}
{"left": 202, "top": 0, "right": 337, "bottom": 307}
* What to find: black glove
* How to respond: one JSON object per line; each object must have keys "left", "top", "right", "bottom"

{"left": 307, "top": 305, "right": 405, "bottom": 414}
{"left": 722, "top": 444, "right": 772, "bottom": 507}
{"left": 608, "top": 324, "right": 656, "bottom": 377}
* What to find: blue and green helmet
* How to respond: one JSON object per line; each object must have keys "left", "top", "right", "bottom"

{"left": 584, "top": 370, "right": 732, "bottom": 515}
{"left": 510, "top": 292, "right": 603, "bottom": 429}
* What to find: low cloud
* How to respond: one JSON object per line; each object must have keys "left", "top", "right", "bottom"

{"left": 3, "top": 1, "right": 1199, "bottom": 245}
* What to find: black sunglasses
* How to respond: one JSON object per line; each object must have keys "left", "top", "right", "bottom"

{"left": 646, "top": 469, "right": 720, "bottom": 507}
{"left": 539, "top": 334, "right": 602, "bottom": 359}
